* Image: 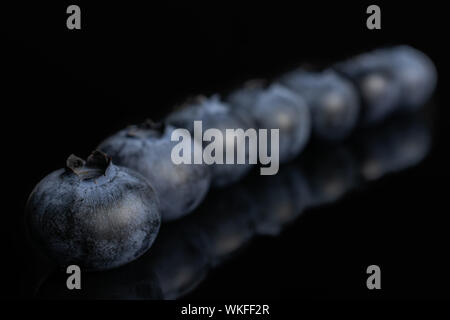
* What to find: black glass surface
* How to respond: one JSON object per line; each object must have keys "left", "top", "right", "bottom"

{"left": 1, "top": 2, "right": 449, "bottom": 301}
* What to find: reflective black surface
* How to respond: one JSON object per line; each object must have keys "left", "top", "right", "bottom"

{"left": 1, "top": 3, "right": 449, "bottom": 301}
{"left": 15, "top": 109, "right": 438, "bottom": 299}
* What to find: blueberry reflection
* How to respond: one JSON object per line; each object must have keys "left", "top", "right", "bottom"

{"left": 192, "top": 185, "right": 258, "bottom": 267}
{"left": 30, "top": 111, "right": 432, "bottom": 300}
{"left": 146, "top": 222, "right": 211, "bottom": 300}
{"left": 35, "top": 255, "right": 163, "bottom": 300}
{"left": 378, "top": 116, "right": 431, "bottom": 173}
{"left": 300, "top": 145, "right": 359, "bottom": 207}
{"left": 352, "top": 114, "right": 431, "bottom": 181}
{"left": 247, "top": 164, "right": 310, "bottom": 236}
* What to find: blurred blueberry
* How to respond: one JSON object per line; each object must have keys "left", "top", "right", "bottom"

{"left": 334, "top": 46, "right": 437, "bottom": 124}
{"left": 228, "top": 82, "right": 312, "bottom": 162}
{"left": 278, "top": 69, "right": 360, "bottom": 141}
{"left": 388, "top": 46, "right": 437, "bottom": 111}
{"left": 98, "top": 121, "right": 211, "bottom": 222}
{"left": 334, "top": 50, "right": 403, "bottom": 125}
{"left": 166, "top": 96, "right": 254, "bottom": 187}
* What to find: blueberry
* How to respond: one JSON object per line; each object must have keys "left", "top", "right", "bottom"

{"left": 387, "top": 46, "right": 437, "bottom": 111}
{"left": 334, "top": 50, "right": 403, "bottom": 125}
{"left": 98, "top": 120, "right": 211, "bottom": 221}
{"left": 166, "top": 96, "right": 254, "bottom": 187}
{"left": 26, "top": 150, "right": 161, "bottom": 271}
{"left": 278, "top": 69, "right": 360, "bottom": 141}
{"left": 228, "top": 82, "right": 312, "bottom": 162}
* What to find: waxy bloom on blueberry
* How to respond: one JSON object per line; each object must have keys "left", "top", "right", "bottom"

{"left": 98, "top": 120, "right": 211, "bottom": 222}
{"left": 387, "top": 45, "right": 437, "bottom": 111}
{"left": 26, "top": 151, "right": 161, "bottom": 271}
{"left": 166, "top": 96, "right": 254, "bottom": 187}
{"left": 228, "top": 82, "right": 311, "bottom": 163}
{"left": 334, "top": 50, "right": 402, "bottom": 125}
{"left": 334, "top": 45, "right": 436, "bottom": 124}
{"left": 279, "top": 69, "right": 360, "bottom": 141}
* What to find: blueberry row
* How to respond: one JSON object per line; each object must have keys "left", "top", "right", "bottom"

{"left": 33, "top": 113, "right": 431, "bottom": 299}
{"left": 25, "top": 45, "right": 437, "bottom": 272}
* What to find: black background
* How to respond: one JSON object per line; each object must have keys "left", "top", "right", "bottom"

{"left": 1, "top": 2, "right": 449, "bottom": 302}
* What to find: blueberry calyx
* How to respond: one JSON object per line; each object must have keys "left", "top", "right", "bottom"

{"left": 65, "top": 150, "right": 111, "bottom": 181}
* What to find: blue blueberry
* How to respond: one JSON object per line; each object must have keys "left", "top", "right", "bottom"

{"left": 166, "top": 96, "right": 254, "bottom": 187}
{"left": 98, "top": 120, "right": 211, "bottom": 221}
{"left": 227, "top": 82, "right": 312, "bottom": 162}
{"left": 26, "top": 150, "right": 161, "bottom": 271}
{"left": 278, "top": 69, "right": 360, "bottom": 141}
{"left": 387, "top": 46, "right": 437, "bottom": 111}
{"left": 334, "top": 50, "right": 403, "bottom": 125}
